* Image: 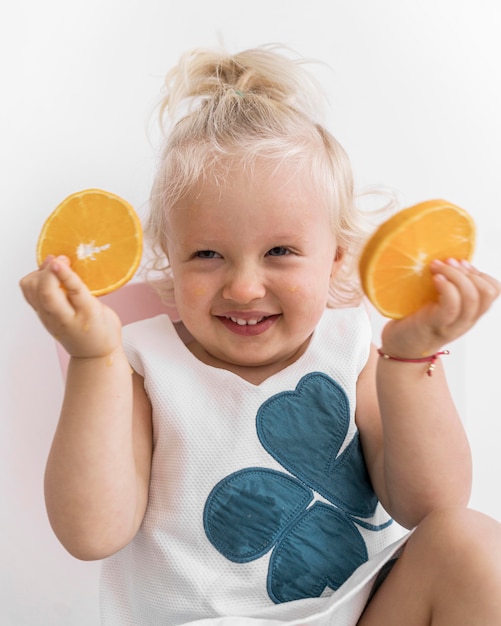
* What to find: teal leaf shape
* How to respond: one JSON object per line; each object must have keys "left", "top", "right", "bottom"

{"left": 204, "top": 468, "right": 313, "bottom": 562}
{"left": 257, "top": 372, "right": 378, "bottom": 517}
{"left": 268, "top": 502, "right": 368, "bottom": 603}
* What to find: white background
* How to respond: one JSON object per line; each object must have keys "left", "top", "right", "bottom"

{"left": 2, "top": 1, "right": 500, "bottom": 623}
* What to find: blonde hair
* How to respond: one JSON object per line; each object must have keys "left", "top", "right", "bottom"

{"left": 147, "top": 44, "right": 380, "bottom": 308}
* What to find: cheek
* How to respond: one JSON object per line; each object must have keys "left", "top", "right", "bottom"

{"left": 284, "top": 271, "right": 330, "bottom": 297}
{"left": 191, "top": 286, "right": 209, "bottom": 297}
{"left": 281, "top": 282, "right": 325, "bottom": 316}
{"left": 177, "top": 284, "right": 210, "bottom": 306}
{"left": 282, "top": 271, "right": 331, "bottom": 315}
{"left": 173, "top": 271, "right": 210, "bottom": 308}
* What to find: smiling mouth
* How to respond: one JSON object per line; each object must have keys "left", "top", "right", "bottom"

{"left": 225, "top": 315, "right": 269, "bottom": 326}
{"left": 218, "top": 314, "right": 280, "bottom": 335}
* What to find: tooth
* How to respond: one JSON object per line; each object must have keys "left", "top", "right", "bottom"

{"left": 227, "top": 316, "right": 266, "bottom": 326}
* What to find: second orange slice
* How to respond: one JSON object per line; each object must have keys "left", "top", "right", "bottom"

{"left": 359, "top": 199, "right": 476, "bottom": 319}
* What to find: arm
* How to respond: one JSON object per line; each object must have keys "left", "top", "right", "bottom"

{"left": 357, "top": 344, "right": 472, "bottom": 529}
{"left": 20, "top": 256, "right": 152, "bottom": 560}
{"left": 356, "top": 259, "right": 500, "bottom": 529}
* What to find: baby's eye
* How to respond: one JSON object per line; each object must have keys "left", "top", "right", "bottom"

{"left": 267, "top": 246, "right": 291, "bottom": 257}
{"left": 195, "top": 250, "right": 221, "bottom": 259}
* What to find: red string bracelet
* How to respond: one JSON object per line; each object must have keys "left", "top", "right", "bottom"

{"left": 377, "top": 348, "right": 450, "bottom": 377}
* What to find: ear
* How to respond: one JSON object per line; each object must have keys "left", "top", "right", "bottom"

{"left": 330, "top": 247, "right": 344, "bottom": 279}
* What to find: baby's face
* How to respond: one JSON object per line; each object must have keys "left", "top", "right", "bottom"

{"left": 166, "top": 161, "right": 341, "bottom": 383}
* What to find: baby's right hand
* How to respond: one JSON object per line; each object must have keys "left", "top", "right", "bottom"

{"left": 20, "top": 255, "right": 123, "bottom": 359}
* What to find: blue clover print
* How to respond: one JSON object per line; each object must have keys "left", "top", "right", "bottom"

{"left": 203, "top": 372, "right": 391, "bottom": 604}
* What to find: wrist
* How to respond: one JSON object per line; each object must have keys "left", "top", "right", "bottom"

{"left": 377, "top": 348, "right": 450, "bottom": 377}
{"left": 69, "top": 346, "right": 129, "bottom": 368}
{"left": 380, "top": 323, "right": 445, "bottom": 361}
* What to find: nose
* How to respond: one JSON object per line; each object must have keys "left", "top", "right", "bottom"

{"left": 222, "top": 263, "right": 266, "bottom": 304}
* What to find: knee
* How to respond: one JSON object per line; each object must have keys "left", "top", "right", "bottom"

{"left": 409, "top": 507, "right": 501, "bottom": 572}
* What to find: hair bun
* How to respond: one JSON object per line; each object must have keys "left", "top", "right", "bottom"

{"left": 158, "top": 45, "right": 325, "bottom": 126}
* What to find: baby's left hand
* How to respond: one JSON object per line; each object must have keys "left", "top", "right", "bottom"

{"left": 381, "top": 259, "right": 501, "bottom": 357}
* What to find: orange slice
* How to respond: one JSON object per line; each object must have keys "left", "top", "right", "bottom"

{"left": 359, "top": 199, "right": 476, "bottom": 319}
{"left": 36, "top": 188, "right": 143, "bottom": 296}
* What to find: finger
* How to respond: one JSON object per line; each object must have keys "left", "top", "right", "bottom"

{"left": 19, "top": 270, "right": 45, "bottom": 310}
{"left": 459, "top": 261, "right": 501, "bottom": 315}
{"left": 430, "top": 259, "right": 500, "bottom": 340}
{"left": 20, "top": 264, "right": 76, "bottom": 328}
{"left": 38, "top": 254, "right": 55, "bottom": 270}
{"left": 30, "top": 257, "right": 88, "bottom": 323}
{"left": 439, "top": 259, "right": 501, "bottom": 319}
{"left": 33, "top": 263, "right": 79, "bottom": 321}
{"left": 46, "top": 256, "right": 94, "bottom": 311}
{"left": 430, "top": 272, "right": 465, "bottom": 327}
{"left": 431, "top": 260, "right": 483, "bottom": 320}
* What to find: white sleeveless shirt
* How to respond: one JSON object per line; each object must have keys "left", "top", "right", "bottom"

{"left": 100, "top": 307, "right": 407, "bottom": 625}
